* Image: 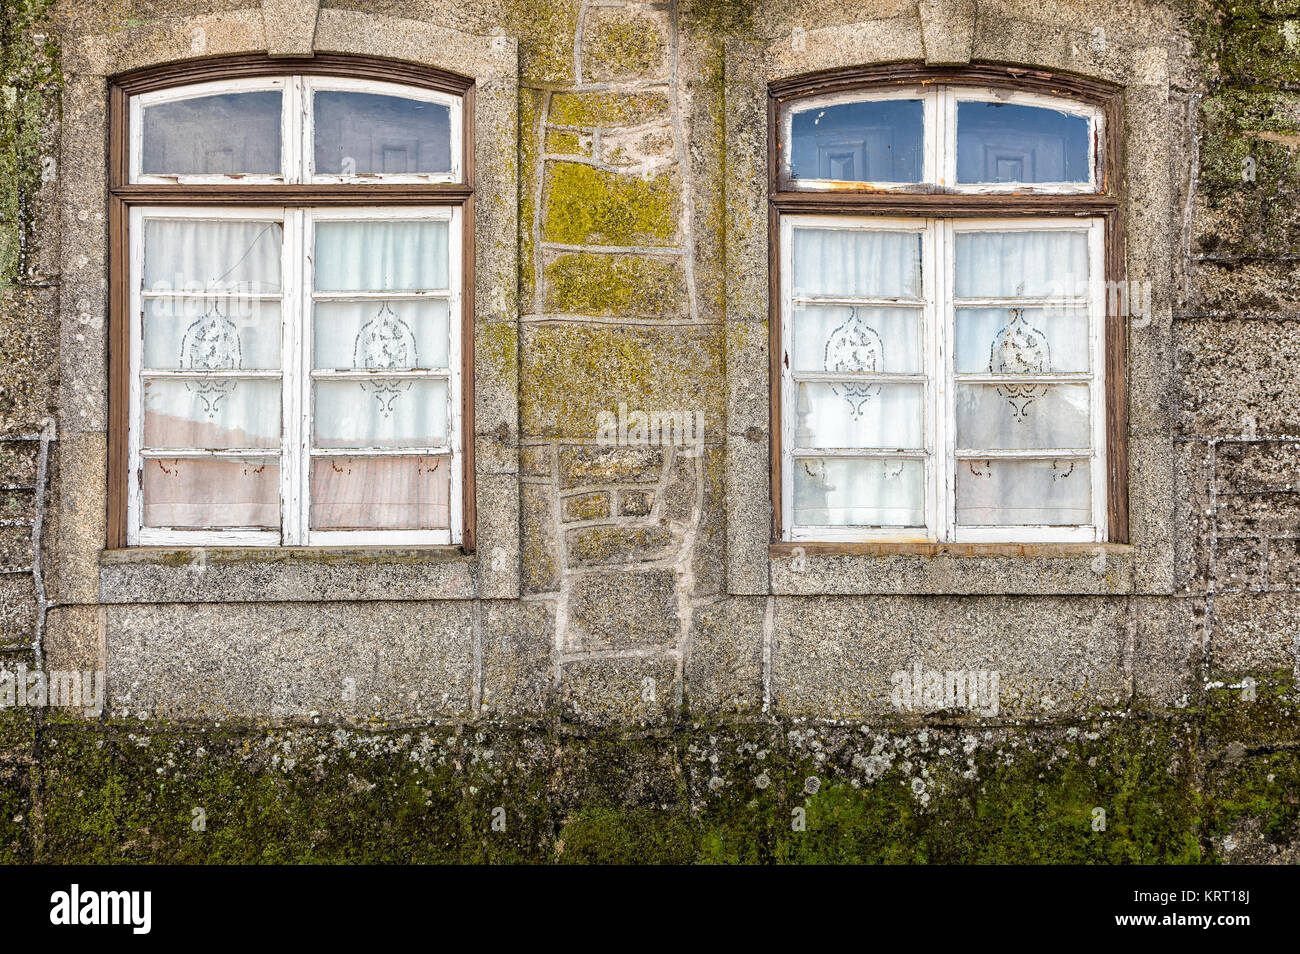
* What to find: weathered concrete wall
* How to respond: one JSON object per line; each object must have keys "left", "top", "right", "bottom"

{"left": 0, "top": 0, "right": 1295, "bottom": 862}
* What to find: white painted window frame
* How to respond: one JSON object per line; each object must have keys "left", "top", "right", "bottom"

{"left": 779, "top": 85, "right": 1102, "bottom": 194}
{"left": 130, "top": 77, "right": 463, "bottom": 185}
{"left": 302, "top": 206, "right": 462, "bottom": 547}
{"left": 127, "top": 204, "right": 463, "bottom": 547}
{"left": 779, "top": 213, "right": 1107, "bottom": 544}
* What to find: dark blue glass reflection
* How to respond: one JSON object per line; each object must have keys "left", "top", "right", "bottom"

{"left": 790, "top": 99, "right": 924, "bottom": 183}
{"left": 314, "top": 91, "right": 452, "bottom": 175}
{"left": 956, "top": 101, "right": 1090, "bottom": 184}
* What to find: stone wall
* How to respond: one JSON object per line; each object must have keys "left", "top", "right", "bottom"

{"left": 0, "top": 0, "right": 1295, "bottom": 862}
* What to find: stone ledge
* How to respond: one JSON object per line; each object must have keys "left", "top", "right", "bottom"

{"left": 98, "top": 546, "right": 476, "bottom": 603}
{"left": 767, "top": 543, "right": 1136, "bottom": 596}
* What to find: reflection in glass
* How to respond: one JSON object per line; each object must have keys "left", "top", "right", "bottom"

{"left": 956, "top": 101, "right": 1090, "bottom": 184}
{"left": 141, "top": 91, "right": 282, "bottom": 176}
{"left": 314, "top": 91, "right": 452, "bottom": 175}
{"left": 789, "top": 99, "right": 923, "bottom": 183}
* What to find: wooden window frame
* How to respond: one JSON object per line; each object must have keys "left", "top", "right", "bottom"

{"left": 107, "top": 54, "right": 477, "bottom": 551}
{"left": 768, "top": 64, "right": 1127, "bottom": 545}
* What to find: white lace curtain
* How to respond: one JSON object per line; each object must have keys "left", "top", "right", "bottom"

{"left": 790, "top": 225, "right": 1092, "bottom": 528}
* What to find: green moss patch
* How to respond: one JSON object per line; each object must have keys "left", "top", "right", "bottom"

{"left": 542, "top": 161, "right": 679, "bottom": 246}
{"left": 520, "top": 323, "right": 722, "bottom": 439}
{"left": 548, "top": 91, "right": 670, "bottom": 128}
{"left": 545, "top": 251, "right": 687, "bottom": 317}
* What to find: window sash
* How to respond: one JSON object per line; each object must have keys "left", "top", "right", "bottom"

{"left": 129, "top": 77, "right": 463, "bottom": 186}
{"left": 779, "top": 214, "right": 1107, "bottom": 544}
{"left": 126, "top": 204, "right": 463, "bottom": 547}
{"left": 778, "top": 86, "right": 1102, "bottom": 194}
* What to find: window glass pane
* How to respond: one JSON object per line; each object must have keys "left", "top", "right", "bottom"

{"left": 141, "top": 457, "right": 279, "bottom": 528}
{"left": 793, "top": 382, "right": 923, "bottom": 449}
{"left": 955, "top": 458, "right": 1091, "bottom": 525}
{"left": 955, "top": 306, "right": 1089, "bottom": 374}
{"left": 313, "top": 300, "right": 449, "bottom": 370}
{"left": 956, "top": 101, "right": 1091, "bottom": 184}
{"left": 793, "top": 305, "right": 921, "bottom": 374}
{"left": 143, "top": 220, "right": 282, "bottom": 295}
{"left": 955, "top": 384, "right": 1090, "bottom": 450}
{"left": 793, "top": 228, "right": 922, "bottom": 299}
{"left": 793, "top": 457, "right": 924, "bottom": 527}
{"left": 313, "top": 379, "right": 448, "bottom": 449}
{"left": 142, "top": 378, "right": 280, "bottom": 450}
{"left": 314, "top": 221, "right": 448, "bottom": 291}
{"left": 141, "top": 91, "right": 282, "bottom": 176}
{"left": 144, "top": 299, "right": 281, "bottom": 371}
{"left": 313, "top": 91, "right": 452, "bottom": 175}
{"left": 789, "top": 99, "right": 923, "bottom": 183}
{"left": 953, "top": 230, "right": 1088, "bottom": 299}
{"left": 310, "top": 455, "right": 450, "bottom": 529}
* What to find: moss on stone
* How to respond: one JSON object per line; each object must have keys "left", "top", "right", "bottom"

{"left": 1213, "top": 10, "right": 1300, "bottom": 84}
{"left": 0, "top": 0, "right": 60, "bottom": 287}
{"left": 501, "top": 0, "right": 580, "bottom": 84}
{"left": 544, "top": 128, "right": 588, "bottom": 156}
{"left": 7, "top": 693, "right": 1300, "bottom": 862}
{"left": 544, "top": 251, "right": 687, "bottom": 317}
{"left": 581, "top": 9, "right": 668, "bottom": 82}
{"left": 561, "top": 492, "right": 609, "bottom": 522}
{"left": 519, "top": 88, "right": 545, "bottom": 313}
{"left": 520, "top": 323, "right": 722, "bottom": 439}
{"left": 681, "top": 0, "right": 756, "bottom": 34}
{"left": 542, "top": 161, "right": 679, "bottom": 246}
{"left": 548, "top": 90, "right": 670, "bottom": 128}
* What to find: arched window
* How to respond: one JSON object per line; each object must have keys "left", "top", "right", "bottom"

{"left": 108, "top": 56, "right": 473, "bottom": 547}
{"left": 770, "top": 66, "right": 1124, "bottom": 544}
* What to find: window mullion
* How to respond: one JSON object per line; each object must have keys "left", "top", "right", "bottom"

{"left": 939, "top": 219, "right": 956, "bottom": 542}
{"left": 923, "top": 88, "right": 940, "bottom": 188}
{"left": 299, "top": 208, "right": 314, "bottom": 545}
{"left": 447, "top": 205, "right": 464, "bottom": 545}
{"left": 279, "top": 208, "right": 303, "bottom": 545}
{"left": 1089, "top": 217, "right": 1108, "bottom": 542}
{"left": 779, "top": 214, "right": 794, "bottom": 542}
{"left": 921, "top": 218, "right": 938, "bottom": 543}
{"left": 126, "top": 206, "right": 144, "bottom": 545}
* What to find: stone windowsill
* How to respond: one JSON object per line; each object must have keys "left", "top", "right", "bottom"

{"left": 768, "top": 542, "right": 1135, "bottom": 596}
{"left": 98, "top": 546, "right": 477, "bottom": 604}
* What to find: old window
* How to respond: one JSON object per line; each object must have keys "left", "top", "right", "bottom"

{"left": 109, "top": 58, "right": 474, "bottom": 547}
{"left": 771, "top": 70, "right": 1124, "bottom": 544}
